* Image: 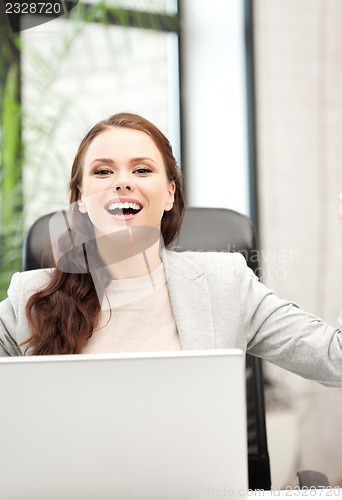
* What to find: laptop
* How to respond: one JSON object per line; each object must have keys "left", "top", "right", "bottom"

{"left": 0, "top": 349, "right": 248, "bottom": 500}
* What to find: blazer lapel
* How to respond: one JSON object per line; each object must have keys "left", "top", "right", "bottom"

{"left": 162, "top": 250, "right": 216, "bottom": 350}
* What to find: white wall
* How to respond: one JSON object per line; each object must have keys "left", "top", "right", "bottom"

{"left": 181, "top": 0, "right": 250, "bottom": 215}
{"left": 254, "top": 0, "right": 342, "bottom": 486}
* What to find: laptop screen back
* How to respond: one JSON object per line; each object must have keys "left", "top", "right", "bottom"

{"left": 0, "top": 349, "right": 248, "bottom": 500}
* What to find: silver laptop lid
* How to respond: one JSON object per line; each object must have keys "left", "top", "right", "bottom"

{"left": 0, "top": 349, "right": 248, "bottom": 500}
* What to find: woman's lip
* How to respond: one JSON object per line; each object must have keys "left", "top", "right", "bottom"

{"left": 109, "top": 214, "right": 138, "bottom": 221}
{"left": 105, "top": 208, "right": 142, "bottom": 221}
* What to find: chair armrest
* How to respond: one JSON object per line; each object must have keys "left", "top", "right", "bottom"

{"left": 297, "top": 470, "right": 330, "bottom": 488}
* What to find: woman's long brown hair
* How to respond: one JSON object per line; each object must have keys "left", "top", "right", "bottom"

{"left": 23, "top": 113, "right": 185, "bottom": 355}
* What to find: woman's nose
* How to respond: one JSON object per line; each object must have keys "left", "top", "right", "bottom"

{"left": 114, "top": 183, "right": 131, "bottom": 192}
{"left": 111, "top": 173, "right": 134, "bottom": 192}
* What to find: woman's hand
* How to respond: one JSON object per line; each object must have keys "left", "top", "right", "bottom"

{"left": 339, "top": 193, "right": 342, "bottom": 220}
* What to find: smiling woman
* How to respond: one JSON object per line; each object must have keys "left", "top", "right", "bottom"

{"left": 18, "top": 113, "right": 184, "bottom": 354}
{"left": 0, "top": 113, "right": 342, "bottom": 392}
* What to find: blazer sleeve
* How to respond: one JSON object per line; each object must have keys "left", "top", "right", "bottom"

{"left": 233, "top": 253, "right": 342, "bottom": 387}
{"left": 0, "top": 269, "right": 52, "bottom": 356}
{"left": 0, "top": 273, "right": 22, "bottom": 356}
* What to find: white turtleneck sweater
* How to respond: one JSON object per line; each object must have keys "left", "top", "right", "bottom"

{"left": 83, "top": 263, "right": 181, "bottom": 354}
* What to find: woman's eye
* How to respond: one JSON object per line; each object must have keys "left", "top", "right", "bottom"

{"left": 134, "top": 168, "right": 152, "bottom": 175}
{"left": 94, "top": 169, "right": 113, "bottom": 176}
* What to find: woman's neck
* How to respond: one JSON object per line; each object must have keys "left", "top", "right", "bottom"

{"left": 106, "top": 243, "right": 161, "bottom": 280}
{"left": 94, "top": 227, "right": 163, "bottom": 280}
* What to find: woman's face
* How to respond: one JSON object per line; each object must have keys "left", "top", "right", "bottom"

{"left": 77, "top": 127, "right": 175, "bottom": 237}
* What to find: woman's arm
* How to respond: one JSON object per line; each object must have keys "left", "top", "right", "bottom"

{"left": 0, "top": 270, "right": 52, "bottom": 356}
{"left": 234, "top": 254, "right": 342, "bottom": 387}
{"left": 0, "top": 294, "right": 21, "bottom": 356}
{"left": 237, "top": 195, "right": 342, "bottom": 386}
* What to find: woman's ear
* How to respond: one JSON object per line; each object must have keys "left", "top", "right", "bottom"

{"left": 164, "top": 180, "right": 176, "bottom": 212}
{"left": 77, "top": 186, "right": 87, "bottom": 214}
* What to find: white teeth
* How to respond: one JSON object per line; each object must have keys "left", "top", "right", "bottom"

{"left": 107, "top": 202, "right": 142, "bottom": 211}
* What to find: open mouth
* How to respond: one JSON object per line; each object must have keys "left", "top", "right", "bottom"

{"left": 105, "top": 201, "right": 143, "bottom": 217}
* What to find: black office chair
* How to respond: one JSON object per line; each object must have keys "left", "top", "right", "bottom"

{"left": 22, "top": 207, "right": 329, "bottom": 490}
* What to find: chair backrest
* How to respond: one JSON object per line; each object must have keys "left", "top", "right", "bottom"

{"left": 23, "top": 212, "right": 57, "bottom": 271}
{"left": 22, "top": 207, "right": 271, "bottom": 490}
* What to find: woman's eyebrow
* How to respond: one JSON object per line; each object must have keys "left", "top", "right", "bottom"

{"left": 88, "top": 156, "right": 157, "bottom": 167}
{"left": 88, "top": 158, "right": 114, "bottom": 167}
{"left": 130, "top": 157, "right": 157, "bottom": 165}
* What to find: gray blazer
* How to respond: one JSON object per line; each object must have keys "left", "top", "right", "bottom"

{"left": 0, "top": 250, "right": 341, "bottom": 387}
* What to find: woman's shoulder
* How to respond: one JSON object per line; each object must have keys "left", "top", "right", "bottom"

{"left": 166, "top": 248, "right": 246, "bottom": 262}
{"left": 165, "top": 249, "right": 248, "bottom": 274}
{"left": 8, "top": 268, "right": 54, "bottom": 301}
